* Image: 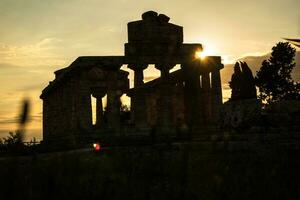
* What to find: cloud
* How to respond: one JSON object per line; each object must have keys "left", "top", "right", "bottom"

{"left": 0, "top": 62, "right": 52, "bottom": 91}
{"left": 0, "top": 62, "right": 21, "bottom": 70}
{"left": 16, "top": 83, "right": 45, "bottom": 92}
{"left": 0, "top": 38, "right": 67, "bottom": 67}
{"left": 36, "top": 38, "right": 62, "bottom": 48}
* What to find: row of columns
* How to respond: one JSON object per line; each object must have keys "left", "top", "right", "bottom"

{"left": 92, "top": 90, "right": 123, "bottom": 132}
{"left": 90, "top": 67, "right": 125, "bottom": 133}
{"left": 196, "top": 69, "right": 222, "bottom": 126}
{"left": 89, "top": 62, "right": 222, "bottom": 134}
{"left": 129, "top": 63, "right": 178, "bottom": 133}
{"left": 129, "top": 62, "right": 222, "bottom": 132}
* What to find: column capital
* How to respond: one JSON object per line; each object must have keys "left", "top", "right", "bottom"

{"left": 91, "top": 87, "right": 106, "bottom": 99}
{"left": 128, "top": 64, "right": 147, "bottom": 87}
{"left": 92, "top": 93, "right": 106, "bottom": 99}
{"left": 128, "top": 64, "right": 148, "bottom": 71}
{"left": 154, "top": 63, "right": 176, "bottom": 71}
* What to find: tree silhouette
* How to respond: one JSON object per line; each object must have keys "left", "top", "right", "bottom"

{"left": 255, "top": 42, "right": 300, "bottom": 104}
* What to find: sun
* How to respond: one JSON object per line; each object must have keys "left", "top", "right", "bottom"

{"left": 195, "top": 51, "right": 207, "bottom": 60}
{"left": 195, "top": 44, "right": 217, "bottom": 60}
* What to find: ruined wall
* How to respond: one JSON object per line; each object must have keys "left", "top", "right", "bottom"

{"left": 42, "top": 71, "right": 97, "bottom": 142}
{"left": 43, "top": 78, "right": 76, "bottom": 141}
{"left": 42, "top": 64, "right": 130, "bottom": 143}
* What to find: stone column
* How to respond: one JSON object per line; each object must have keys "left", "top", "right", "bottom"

{"left": 155, "top": 63, "right": 175, "bottom": 134}
{"left": 96, "top": 98, "right": 103, "bottom": 126}
{"left": 189, "top": 75, "right": 202, "bottom": 127}
{"left": 93, "top": 92, "right": 106, "bottom": 128}
{"left": 105, "top": 65, "right": 122, "bottom": 133}
{"left": 78, "top": 83, "right": 93, "bottom": 132}
{"left": 134, "top": 68, "right": 144, "bottom": 86}
{"left": 106, "top": 89, "right": 122, "bottom": 132}
{"left": 211, "top": 69, "right": 222, "bottom": 123}
{"left": 128, "top": 64, "right": 148, "bottom": 129}
{"left": 198, "top": 76, "right": 205, "bottom": 125}
{"left": 182, "top": 62, "right": 202, "bottom": 132}
{"left": 128, "top": 64, "right": 147, "bottom": 87}
{"left": 202, "top": 72, "right": 212, "bottom": 123}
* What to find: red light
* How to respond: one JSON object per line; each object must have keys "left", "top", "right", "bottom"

{"left": 93, "top": 143, "right": 101, "bottom": 151}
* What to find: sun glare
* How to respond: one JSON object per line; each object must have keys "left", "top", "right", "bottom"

{"left": 195, "top": 47, "right": 233, "bottom": 64}
{"left": 195, "top": 51, "right": 207, "bottom": 60}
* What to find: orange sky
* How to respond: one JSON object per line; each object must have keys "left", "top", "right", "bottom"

{"left": 0, "top": 0, "right": 299, "bottom": 141}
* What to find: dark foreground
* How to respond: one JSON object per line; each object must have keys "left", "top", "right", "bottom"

{"left": 0, "top": 132, "right": 300, "bottom": 200}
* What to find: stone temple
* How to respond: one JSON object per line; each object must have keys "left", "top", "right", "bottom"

{"left": 40, "top": 11, "right": 223, "bottom": 143}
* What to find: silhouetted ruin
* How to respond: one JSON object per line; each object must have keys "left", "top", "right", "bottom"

{"left": 229, "top": 61, "right": 257, "bottom": 101}
{"left": 40, "top": 11, "right": 223, "bottom": 143}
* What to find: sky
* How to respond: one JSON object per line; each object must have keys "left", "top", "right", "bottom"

{"left": 0, "top": 0, "right": 299, "bottom": 140}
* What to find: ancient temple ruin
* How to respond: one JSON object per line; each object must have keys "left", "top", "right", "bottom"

{"left": 40, "top": 11, "right": 223, "bottom": 143}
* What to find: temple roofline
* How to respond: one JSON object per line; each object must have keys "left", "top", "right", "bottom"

{"left": 40, "top": 54, "right": 223, "bottom": 99}
{"left": 40, "top": 56, "right": 126, "bottom": 99}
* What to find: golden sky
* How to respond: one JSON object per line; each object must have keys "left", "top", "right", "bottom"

{"left": 0, "top": 0, "right": 299, "bottom": 140}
